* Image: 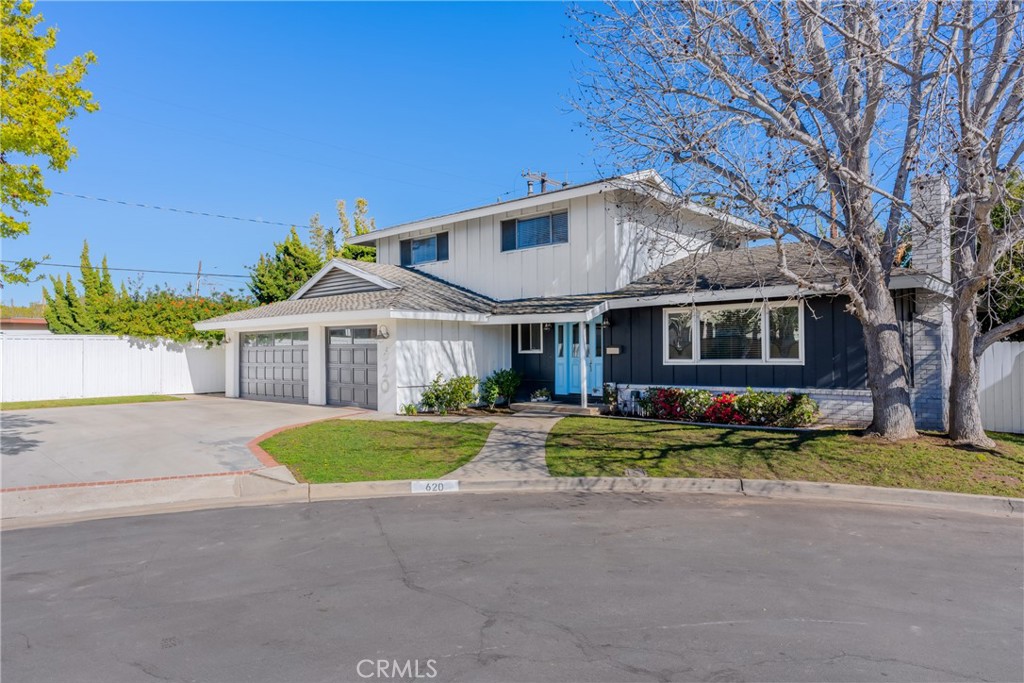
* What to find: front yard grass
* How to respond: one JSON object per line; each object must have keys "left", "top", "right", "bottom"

{"left": 259, "top": 419, "right": 495, "bottom": 483}
{"left": 1, "top": 394, "right": 183, "bottom": 411}
{"left": 547, "top": 417, "right": 1024, "bottom": 498}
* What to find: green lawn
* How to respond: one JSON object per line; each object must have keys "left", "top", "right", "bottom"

{"left": 260, "top": 419, "right": 496, "bottom": 483}
{"left": 547, "top": 417, "right": 1024, "bottom": 498}
{"left": 1, "top": 394, "right": 184, "bottom": 411}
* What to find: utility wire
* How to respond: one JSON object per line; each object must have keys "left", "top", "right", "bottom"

{"left": 51, "top": 191, "right": 313, "bottom": 230}
{"left": 1, "top": 260, "right": 248, "bottom": 278}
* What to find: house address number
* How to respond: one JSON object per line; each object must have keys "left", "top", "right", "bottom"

{"left": 411, "top": 480, "right": 460, "bottom": 493}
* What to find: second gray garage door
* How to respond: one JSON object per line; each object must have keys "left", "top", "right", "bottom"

{"left": 327, "top": 327, "right": 378, "bottom": 409}
{"left": 239, "top": 330, "right": 309, "bottom": 403}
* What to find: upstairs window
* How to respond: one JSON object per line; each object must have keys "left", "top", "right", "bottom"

{"left": 400, "top": 232, "right": 449, "bottom": 266}
{"left": 501, "top": 211, "right": 569, "bottom": 252}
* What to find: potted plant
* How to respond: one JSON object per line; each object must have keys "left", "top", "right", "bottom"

{"left": 530, "top": 388, "right": 552, "bottom": 402}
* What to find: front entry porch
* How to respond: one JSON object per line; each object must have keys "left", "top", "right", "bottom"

{"left": 553, "top": 321, "right": 604, "bottom": 400}
{"left": 511, "top": 318, "right": 605, "bottom": 409}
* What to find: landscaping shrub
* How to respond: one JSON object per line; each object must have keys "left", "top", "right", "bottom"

{"left": 419, "top": 373, "right": 478, "bottom": 414}
{"left": 642, "top": 387, "right": 714, "bottom": 421}
{"left": 779, "top": 393, "right": 819, "bottom": 427}
{"left": 446, "top": 375, "right": 479, "bottom": 412}
{"left": 480, "top": 375, "right": 501, "bottom": 410}
{"left": 703, "top": 393, "right": 746, "bottom": 424}
{"left": 637, "top": 387, "right": 819, "bottom": 427}
{"left": 735, "top": 389, "right": 791, "bottom": 425}
{"left": 486, "top": 368, "right": 521, "bottom": 405}
{"left": 419, "top": 374, "right": 448, "bottom": 414}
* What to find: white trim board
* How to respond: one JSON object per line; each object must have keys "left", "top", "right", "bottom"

{"left": 194, "top": 309, "right": 489, "bottom": 331}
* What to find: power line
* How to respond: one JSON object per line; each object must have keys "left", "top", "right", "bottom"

{"left": 1, "top": 260, "right": 248, "bottom": 278}
{"left": 51, "top": 191, "right": 313, "bottom": 230}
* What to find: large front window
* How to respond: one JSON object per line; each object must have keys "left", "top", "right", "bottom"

{"left": 663, "top": 302, "right": 802, "bottom": 364}
{"left": 700, "top": 308, "right": 762, "bottom": 361}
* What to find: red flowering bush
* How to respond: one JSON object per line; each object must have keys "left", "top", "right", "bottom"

{"left": 641, "top": 388, "right": 714, "bottom": 420}
{"left": 635, "top": 387, "right": 819, "bottom": 426}
{"left": 703, "top": 393, "right": 747, "bottom": 424}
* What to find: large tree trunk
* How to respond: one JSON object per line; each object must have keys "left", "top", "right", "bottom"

{"left": 861, "top": 278, "right": 919, "bottom": 440}
{"left": 948, "top": 296, "right": 996, "bottom": 448}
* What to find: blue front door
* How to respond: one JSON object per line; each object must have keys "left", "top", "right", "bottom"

{"left": 554, "top": 324, "right": 568, "bottom": 395}
{"left": 556, "top": 321, "right": 603, "bottom": 396}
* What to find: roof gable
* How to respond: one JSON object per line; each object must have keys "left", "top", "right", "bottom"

{"left": 291, "top": 260, "right": 399, "bottom": 300}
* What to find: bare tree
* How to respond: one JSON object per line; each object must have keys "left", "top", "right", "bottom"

{"left": 929, "top": 0, "right": 1024, "bottom": 447}
{"left": 573, "top": 0, "right": 953, "bottom": 439}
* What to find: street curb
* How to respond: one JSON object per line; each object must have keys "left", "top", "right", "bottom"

{"left": 2, "top": 472, "right": 1019, "bottom": 529}
{"left": 308, "top": 477, "right": 1022, "bottom": 517}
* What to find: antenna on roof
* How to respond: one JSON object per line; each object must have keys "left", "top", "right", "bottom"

{"left": 522, "top": 169, "right": 569, "bottom": 196}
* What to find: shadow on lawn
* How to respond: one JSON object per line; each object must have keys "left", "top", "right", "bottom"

{"left": 558, "top": 420, "right": 1024, "bottom": 470}
{"left": 552, "top": 422, "right": 887, "bottom": 477}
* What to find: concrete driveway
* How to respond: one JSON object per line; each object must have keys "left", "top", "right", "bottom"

{"left": 3, "top": 493, "right": 1021, "bottom": 682}
{"left": 1, "top": 396, "right": 358, "bottom": 489}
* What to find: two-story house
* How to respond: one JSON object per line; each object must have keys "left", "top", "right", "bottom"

{"left": 195, "top": 170, "right": 952, "bottom": 429}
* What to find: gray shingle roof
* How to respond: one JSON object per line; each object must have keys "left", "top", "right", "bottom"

{"left": 198, "top": 260, "right": 495, "bottom": 325}
{"left": 199, "top": 244, "right": 921, "bottom": 325}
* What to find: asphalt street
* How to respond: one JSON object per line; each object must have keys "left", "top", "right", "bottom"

{"left": 2, "top": 493, "right": 1022, "bottom": 683}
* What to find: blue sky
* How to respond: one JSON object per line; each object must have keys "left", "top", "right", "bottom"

{"left": 5, "top": 1, "right": 601, "bottom": 305}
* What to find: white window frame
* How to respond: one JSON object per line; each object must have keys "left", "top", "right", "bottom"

{"left": 518, "top": 323, "right": 544, "bottom": 354}
{"left": 662, "top": 301, "right": 804, "bottom": 365}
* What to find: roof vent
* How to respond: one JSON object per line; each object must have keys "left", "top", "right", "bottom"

{"left": 521, "top": 170, "right": 569, "bottom": 196}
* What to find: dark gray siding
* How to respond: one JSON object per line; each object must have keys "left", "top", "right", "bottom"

{"left": 605, "top": 296, "right": 867, "bottom": 390}
{"left": 510, "top": 324, "right": 556, "bottom": 400}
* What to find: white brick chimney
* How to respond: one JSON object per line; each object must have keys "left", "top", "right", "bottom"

{"left": 910, "top": 176, "right": 951, "bottom": 282}
{"left": 908, "top": 175, "right": 952, "bottom": 431}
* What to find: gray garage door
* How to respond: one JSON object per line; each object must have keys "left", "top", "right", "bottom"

{"left": 327, "top": 327, "right": 378, "bottom": 409}
{"left": 239, "top": 330, "right": 309, "bottom": 403}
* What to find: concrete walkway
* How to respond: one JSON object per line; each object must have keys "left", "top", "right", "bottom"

{"left": 443, "top": 413, "right": 561, "bottom": 480}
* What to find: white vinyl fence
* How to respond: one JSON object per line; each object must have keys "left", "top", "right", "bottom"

{"left": 979, "top": 341, "right": 1024, "bottom": 434}
{"left": 0, "top": 335, "right": 225, "bottom": 403}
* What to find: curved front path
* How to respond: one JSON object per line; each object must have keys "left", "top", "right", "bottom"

{"left": 442, "top": 414, "right": 561, "bottom": 480}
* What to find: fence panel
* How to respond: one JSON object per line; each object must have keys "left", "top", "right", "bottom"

{"left": 979, "top": 341, "right": 1024, "bottom": 434}
{"left": 1, "top": 335, "right": 225, "bottom": 402}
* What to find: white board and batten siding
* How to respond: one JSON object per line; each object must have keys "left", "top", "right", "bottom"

{"left": 979, "top": 341, "right": 1024, "bottom": 434}
{"left": 376, "top": 192, "right": 707, "bottom": 300}
{"left": 1, "top": 335, "right": 225, "bottom": 403}
{"left": 393, "top": 320, "right": 510, "bottom": 409}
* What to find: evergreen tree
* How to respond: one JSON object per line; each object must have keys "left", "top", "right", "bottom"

{"left": 306, "top": 199, "right": 377, "bottom": 263}
{"left": 352, "top": 198, "right": 375, "bottom": 236}
{"left": 42, "top": 274, "right": 77, "bottom": 333}
{"left": 248, "top": 227, "right": 324, "bottom": 303}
